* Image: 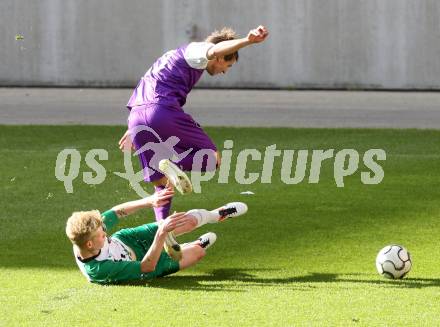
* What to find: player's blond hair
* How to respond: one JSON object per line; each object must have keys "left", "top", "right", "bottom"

{"left": 205, "top": 27, "right": 239, "bottom": 62}
{"left": 66, "top": 210, "right": 103, "bottom": 246}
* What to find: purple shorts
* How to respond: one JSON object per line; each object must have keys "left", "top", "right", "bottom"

{"left": 127, "top": 104, "right": 217, "bottom": 182}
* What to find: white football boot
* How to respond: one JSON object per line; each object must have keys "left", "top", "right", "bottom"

{"left": 217, "top": 202, "right": 248, "bottom": 222}
{"left": 198, "top": 232, "right": 217, "bottom": 250}
{"left": 164, "top": 231, "right": 182, "bottom": 261}
{"left": 158, "top": 159, "right": 193, "bottom": 195}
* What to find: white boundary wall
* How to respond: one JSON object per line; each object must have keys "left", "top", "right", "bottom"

{"left": 1, "top": 0, "right": 439, "bottom": 89}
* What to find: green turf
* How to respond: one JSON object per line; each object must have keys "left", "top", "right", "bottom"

{"left": 1, "top": 125, "right": 440, "bottom": 326}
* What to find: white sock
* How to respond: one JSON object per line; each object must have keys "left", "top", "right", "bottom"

{"left": 186, "top": 209, "right": 219, "bottom": 227}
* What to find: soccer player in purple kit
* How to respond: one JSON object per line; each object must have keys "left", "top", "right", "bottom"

{"left": 119, "top": 25, "right": 269, "bottom": 222}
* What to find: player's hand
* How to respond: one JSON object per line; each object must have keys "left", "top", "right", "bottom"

{"left": 165, "top": 179, "right": 175, "bottom": 192}
{"left": 247, "top": 25, "right": 269, "bottom": 44}
{"left": 147, "top": 187, "right": 174, "bottom": 207}
{"left": 118, "top": 130, "right": 135, "bottom": 152}
{"left": 159, "top": 212, "right": 188, "bottom": 233}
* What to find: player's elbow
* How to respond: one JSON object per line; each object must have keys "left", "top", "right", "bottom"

{"left": 140, "top": 261, "right": 157, "bottom": 273}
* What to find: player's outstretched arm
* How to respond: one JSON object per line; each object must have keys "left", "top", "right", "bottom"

{"left": 110, "top": 188, "right": 174, "bottom": 218}
{"left": 140, "top": 212, "right": 189, "bottom": 272}
{"left": 206, "top": 25, "right": 269, "bottom": 60}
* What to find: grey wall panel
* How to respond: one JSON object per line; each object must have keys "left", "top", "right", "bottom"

{"left": 1, "top": 0, "right": 439, "bottom": 89}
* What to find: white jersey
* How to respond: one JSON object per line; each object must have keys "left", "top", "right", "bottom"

{"left": 74, "top": 236, "right": 135, "bottom": 282}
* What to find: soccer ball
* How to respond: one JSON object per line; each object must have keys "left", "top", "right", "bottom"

{"left": 375, "top": 244, "right": 412, "bottom": 279}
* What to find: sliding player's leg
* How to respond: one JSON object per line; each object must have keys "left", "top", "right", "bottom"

{"left": 173, "top": 202, "right": 249, "bottom": 236}
{"left": 152, "top": 177, "right": 173, "bottom": 221}
{"left": 162, "top": 202, "right": 248, "bottom": 260}
{"left": 178, "top": 233, "right": 217, "bottom": 270}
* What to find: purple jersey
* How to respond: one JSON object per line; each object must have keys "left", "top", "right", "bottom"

{"left": 127, "top": 44, "right": 206, "bottom": 110}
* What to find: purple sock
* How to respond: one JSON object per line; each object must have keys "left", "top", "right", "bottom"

{"left": 153, "top": 185, "right": 172, "bottom": 221}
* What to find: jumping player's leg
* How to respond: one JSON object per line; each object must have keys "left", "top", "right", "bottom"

{"left": 158, "top": 159, "right": 193, "bottom": 194}
{"left": 154, "top": 110, "right": 220, "bottom": 195}
{"left": 152, "top": 177, "right": 172, "bottom": 221}
{"left": 154, "top": 148, "right": 220, "bottom": 197}
{"left": 127, "top": 105, "right": 178, "bottom": 220}
{"left": 128, "top": 105, "right": 219, "bottom": 221}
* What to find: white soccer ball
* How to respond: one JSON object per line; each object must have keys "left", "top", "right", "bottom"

{"left": 375, "top": 245, "right": 412, "bottom": 279}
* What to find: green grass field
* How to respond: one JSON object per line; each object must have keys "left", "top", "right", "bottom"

{"left": 1, "top": 125, "right": 440, "bottom": 326}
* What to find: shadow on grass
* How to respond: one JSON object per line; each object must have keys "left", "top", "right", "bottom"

{"left": 117, "top": 269, "right": 440, "bottom": 291}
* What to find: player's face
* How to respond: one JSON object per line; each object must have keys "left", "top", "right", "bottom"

{"left": 89, "top": 227, "right": 106, "bottom": 250}
{"left": 207, "top": 57, "right": 236, "bottom": 75}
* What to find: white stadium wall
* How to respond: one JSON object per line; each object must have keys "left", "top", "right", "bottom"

{"left": 1, "top": 0, "right": 439, "bottom": 89}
